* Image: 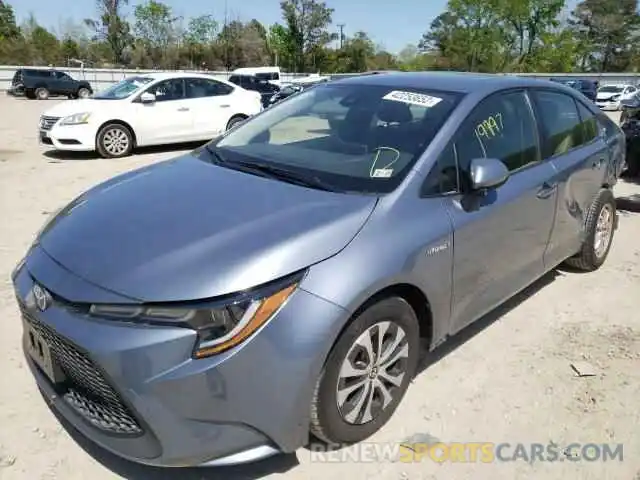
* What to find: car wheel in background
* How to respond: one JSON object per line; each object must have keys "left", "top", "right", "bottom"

{"left": 35, "top": 88, "right": 49, "bottom": 100}
{"left": 226, "top": 115, "right": 247, "bottom": 131}
{"left": 96, "top": 123, "right": 134, "bottom": 159}
{"left": 78, "top": 88, "right": 91, "bottom": 99}
{"left": 564, "top": 188, "right": 616, "bottom": 271}
{"left": 309, "top": 296, "right": 420, "bottom": 444}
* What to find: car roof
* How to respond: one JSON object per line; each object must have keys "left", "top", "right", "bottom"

{"left": 141, "top": 72, "right": 228, "bottom": 81}
{"left": 330, "top": 71, "right": 573, "bottom": 95}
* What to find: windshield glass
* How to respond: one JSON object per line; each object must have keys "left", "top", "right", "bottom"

{"left": 599, "top": 86, "right": 624, "bottom": 93}
{"left": 212, "top": 83, "right": 461, "bottom": 194}
{"left": 93, "top": 76, "right": 154, "bottom": 99}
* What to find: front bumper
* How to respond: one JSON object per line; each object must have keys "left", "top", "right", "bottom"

{"left": 13, "top": 246, "right": 347, "bottom": 467}
{"left": 596, "top": 99, "right": 621, "bottom": 110}
{"left": 7, "top": 85, "right": 25, "bottom": 96}
{"left": 39, "top": 123, "right": 97, "bottom": 152}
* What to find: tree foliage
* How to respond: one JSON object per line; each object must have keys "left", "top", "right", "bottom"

{"left": 1, "top": 0, "right": 639, "bottom": 73}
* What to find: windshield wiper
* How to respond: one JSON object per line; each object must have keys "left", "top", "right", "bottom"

{"left": 229, "top": 160, "right": 338, "bottom": 192}
{"left": 203, "top": 146, "right": 337, "bottom": 192}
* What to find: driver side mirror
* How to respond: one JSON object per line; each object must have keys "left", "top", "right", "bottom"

{"left": 469, "top": 157, "right": 509, "bottom": 191}
{"left": 140, "top": 92, "right": 156, "bottom": 104}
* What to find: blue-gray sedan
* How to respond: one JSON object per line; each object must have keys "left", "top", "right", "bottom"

{"left": 12, "top": 72, "right": 625, "bottom": 468}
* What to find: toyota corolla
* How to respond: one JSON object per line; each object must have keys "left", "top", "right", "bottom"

{"left": 13, "top": 72, "right": 622, "bottom": 468}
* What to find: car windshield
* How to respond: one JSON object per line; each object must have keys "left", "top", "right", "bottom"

{"left": 210, "top": 83, "right": 461, "bottom": 194}
{"left": 599, "top": 86, "right": 624, "bottom": 93}
{"left": 93, "top": 76, "right": 154, "bottom": 100}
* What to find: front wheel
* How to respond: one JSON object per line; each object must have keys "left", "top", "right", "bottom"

{"left": 564, "top": 188, "right": 616, "bottom": 271}
{"left": 309, "top": 297, "right": 420, "bottom": 444}
{"left": 96, "top": 123, "right": 134, "bottom": 158}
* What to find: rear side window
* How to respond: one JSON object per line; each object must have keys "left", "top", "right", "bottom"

{"left": 575, "top": 101, "right": 598, "bottom": 144}
{"left": 256, "top": 72, "right": 278, "bottom": 81}
{"left": 454, "top": 90, "right": 540, "bottom": 175}
{"left": 530, "top": 90, "right": 582, "bottom": 158}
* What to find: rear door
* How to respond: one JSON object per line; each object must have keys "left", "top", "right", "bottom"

{"left": 184, "top": 77, "right": 236, "bottom": 138}
{"left": 529, "top": 89, "right": 608, "bottom": 267}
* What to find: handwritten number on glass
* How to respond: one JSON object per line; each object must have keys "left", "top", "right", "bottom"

{"left": 475, "top": 113, "right": 503, "bottom": 140}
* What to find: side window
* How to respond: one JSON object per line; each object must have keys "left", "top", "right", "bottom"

{"left": 575, "top": 101, "right": 598, "bottom": 144}
{"left": 185, "top": 78, "right": 233, "bottom": 98}
{"left": 455, "top": 91, "right": 539, "bottom": 176}
{"left": 147, "top": 78, "right": 184, "bottom": 102}
{"left": 422, "top": 143, "right": 458, "bottom": 195}
{"left": 530, "top": 90, "right": 582, "bottom": 158}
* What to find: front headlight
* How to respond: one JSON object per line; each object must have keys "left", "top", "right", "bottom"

{"left": 89, "top": 272, "right": 303, "bottom": 358}
{"left": 59, "top": 112, "right": 91, "bottom": 126}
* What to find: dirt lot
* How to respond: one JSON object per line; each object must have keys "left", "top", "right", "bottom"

{"left": 0, "top": 97, "right": 639, "bottom": 480}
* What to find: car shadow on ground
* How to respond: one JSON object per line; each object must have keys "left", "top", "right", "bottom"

{"left": 617, "top": 177, "right": 640, "bottom": 213}
{"left": 46, "top": 403, "right": 299, "bottom": 480}
{"left": 43, "top": 141, "right": 206, "bottom": 162}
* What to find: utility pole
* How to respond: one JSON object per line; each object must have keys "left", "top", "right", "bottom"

{"left": 224, "top": 0, "right": 229, "bottom": 72}
{"left": 337, "top": 23, "right": 345, "bottom": 49}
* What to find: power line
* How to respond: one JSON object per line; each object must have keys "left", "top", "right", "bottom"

{"left": 337, "top": 23, "right": 345, "bottom": 49}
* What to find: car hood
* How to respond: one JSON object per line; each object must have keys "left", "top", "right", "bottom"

{"left": 42, "top": 98, "right": 122, "bottom": 118}
{"left": 38, "top": 153, "right": 377, "bottom": 302}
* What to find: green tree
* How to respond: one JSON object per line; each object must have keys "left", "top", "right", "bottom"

{"left": 84, "top": 0, "right": 131, "bottom": 65}
{"left": 570, "top": 0, "right": 640, "bottom": 72}
{"left": 0, "top": 0, "right": 20, "bottom": 40}
{"left": 280, "top": 0, "right": 334, "bottom": 71}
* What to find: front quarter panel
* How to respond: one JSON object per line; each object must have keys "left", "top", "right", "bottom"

{"left": 301, "top": 195, "right": 454, "bottom": 347}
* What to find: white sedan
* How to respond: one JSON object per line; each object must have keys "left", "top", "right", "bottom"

{"left": 38, "top": 72, "right": 263, "bottom": 158}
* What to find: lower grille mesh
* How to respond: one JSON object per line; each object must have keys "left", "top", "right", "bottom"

{"left": 21, "top": 306, "right": 143, "bottom": 436}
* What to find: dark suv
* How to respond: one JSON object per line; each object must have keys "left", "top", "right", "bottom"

{"left": 228, "top": 74, "right": 280, "bottom": 107}
{"left": 549, "top": 78, "right": 597, "bottom": 102}
{"left": 9, "top": 68, "right": 93, "bottom": 100}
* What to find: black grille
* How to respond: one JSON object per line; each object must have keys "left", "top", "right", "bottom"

{"left": 21, "top": 306, "right": 143, "bottom": 436}
{"left": 40, "top": 116, "right": 59, "bottom": 131}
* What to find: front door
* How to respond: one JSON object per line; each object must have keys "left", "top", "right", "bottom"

{"left": 133, "top": 78, "right": 194, "bottom": 146}
{"left": 440, "top": 90, "right": 558, "bottom": 334}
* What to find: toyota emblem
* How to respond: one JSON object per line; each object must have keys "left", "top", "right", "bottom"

{"left": 32, "top": 284, "right": 51, "bottom": 311}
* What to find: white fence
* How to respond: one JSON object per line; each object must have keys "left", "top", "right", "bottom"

{"left": 0, "top": 66, "right": 315, "bottom": 91}
{"left": 3, "top": 65, "right": 640, "bottom": 91}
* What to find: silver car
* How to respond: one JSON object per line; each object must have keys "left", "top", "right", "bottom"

{"left": 13, "top": 72, "right": 624, "bottom": 468}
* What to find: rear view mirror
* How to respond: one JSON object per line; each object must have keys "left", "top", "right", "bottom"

{"left": 140, "top": 92, "right": 156, "bottom": 104}
{"left": 470, "top": 158, "right": 509, "bottom": 191}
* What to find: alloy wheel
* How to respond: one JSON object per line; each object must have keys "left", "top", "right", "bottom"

{"left": 336, "top": 321, "right": 410, "bottom": 425}
{"left": 102, "top": 128, "right": 130, "bottom": 156}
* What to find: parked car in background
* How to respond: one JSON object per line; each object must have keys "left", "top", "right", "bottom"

{"left": 595, "top": 84, "right": 638, "bottom": 110}
{"left": 9, "top": 68, "right": 93, "bottom": 100}
{"left": 267, "top": 77, "right": 329, "bottom": 106}
{"left": 14, "top": 72, "right": 623, "bottom": 469}
{"left": 228, "top": 74, "right": 280, "bottom": 108}
{"left": 37, "top": 72, "right": 262, "bottom": 158}
{"left": 549, "top": 78, "right": 598, "bottom": 102}
{"left": 620, "top": 93, "right": 640, "bottom": 177}
{"left": 232, "top": 66, "right": 281, "bottom": 86}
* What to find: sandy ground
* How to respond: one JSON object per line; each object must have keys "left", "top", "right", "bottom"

{"left": 0, "top": 97, "right": 639, "bottom": 480}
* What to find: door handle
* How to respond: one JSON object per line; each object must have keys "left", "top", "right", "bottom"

{"left": 220, "top": 104, "right": 230, "bottom": 108}
{"left": 177, "top": 107, "right": 189, "bottom": 112}
{"left": 536, "top": 181, "right": 557, "bottom": 199}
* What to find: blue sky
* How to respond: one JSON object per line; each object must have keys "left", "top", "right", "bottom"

{"left": 12, "top": 0, "right": 579, "bottom": 54}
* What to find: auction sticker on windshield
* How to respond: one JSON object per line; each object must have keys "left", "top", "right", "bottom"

{"left": 382, "top": 90, "right": 442, "bottom": 108}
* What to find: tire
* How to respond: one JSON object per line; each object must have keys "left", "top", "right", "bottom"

{"left": 35, "top": 87, "right": 49, "bottom": 100}
{"left": 564, "top": 188, "right": 616, "bottom": 272}
{"left": 77, "top": 88, "right": 91, "bottom": 99}
{"left": 309, "top": 296, "right": 420, "bottom": 445}
{"left": 96, "top": 123, "right": 134, "bottom": 159}
{"left": 226, "top": 115, "right": 247, "bottom": 131}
